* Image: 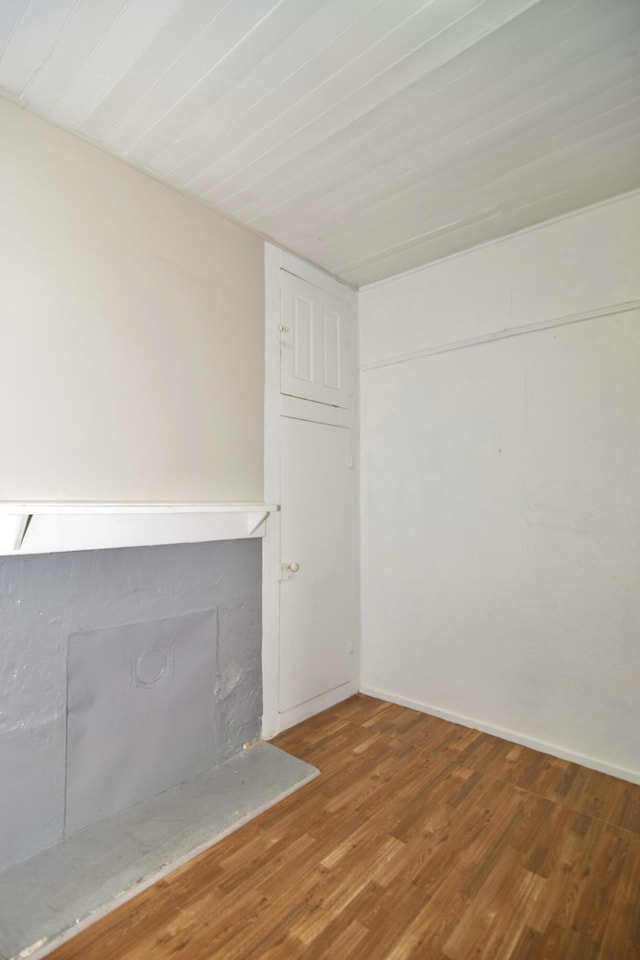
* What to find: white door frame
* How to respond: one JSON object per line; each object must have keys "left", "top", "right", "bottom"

{"left": 262, "top": 244, "right": 360, "bottom": 739}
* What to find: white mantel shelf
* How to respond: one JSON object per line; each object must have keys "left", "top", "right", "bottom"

{"left": 0, "top": 502, "right": 278, "bottom": 557}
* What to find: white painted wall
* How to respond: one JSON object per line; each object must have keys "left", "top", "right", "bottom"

{"left": 0, "top": 96, "right": 264, "bottom": 502}
{"left": 359, "top": 191, "right": 640, "bottom": 782}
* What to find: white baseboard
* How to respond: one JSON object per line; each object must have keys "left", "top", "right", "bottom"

{"left": 359, "top": 684, "right": 640, "bottom": 786}
{"left": 270, "top": 681, "right": 358, "bottom": 736}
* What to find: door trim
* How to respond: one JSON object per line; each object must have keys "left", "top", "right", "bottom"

{"left": 262, "top": 244, "right": 360, "bottom": 738}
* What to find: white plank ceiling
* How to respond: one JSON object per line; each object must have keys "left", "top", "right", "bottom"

{"left": 1, "top": 0, "right": 639, "bottom": 286}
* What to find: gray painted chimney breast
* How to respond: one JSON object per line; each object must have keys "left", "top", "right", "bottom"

{"left": 0, "top": 538, "right": 262, "bottom": 872}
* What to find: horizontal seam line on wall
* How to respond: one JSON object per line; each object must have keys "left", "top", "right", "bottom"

{"left": 360, "top": 298, "right": 640, "bottom": 372}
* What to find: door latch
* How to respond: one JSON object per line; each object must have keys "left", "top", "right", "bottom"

{"left": 280, "top": 561, "right": 300, "bottom": 581}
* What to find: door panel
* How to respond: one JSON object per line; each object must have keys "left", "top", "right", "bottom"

{"left": 281, "top": 271, "right": 351, "bottom": 408}
{"left": 279, "top": 417, "right": 355, "bottom": 712}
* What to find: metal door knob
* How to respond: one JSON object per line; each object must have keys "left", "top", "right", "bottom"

{"left": 287, "top": 562, "right": 300, "bottom": 573}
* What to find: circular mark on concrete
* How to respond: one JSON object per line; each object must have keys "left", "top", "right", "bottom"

{"left": 135, "top": 648, "right": 167, "bottom": 686}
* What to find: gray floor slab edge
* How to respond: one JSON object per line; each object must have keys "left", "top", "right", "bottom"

{"left": 0, "top": 743, "right": 319, "bottom": 960}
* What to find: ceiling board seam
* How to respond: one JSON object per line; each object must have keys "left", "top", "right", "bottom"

{"left": 359, "top": 186, "right": 640, "bottom": 291}
{"left": 239, "top": 5, "right": 639, "bottom": 227}
{"left": 278, "top": 76, "right": 640, "bottom": 249}
{"left": 0, "top": 0, "right": 29, "bottom": 61}
{"left": 480, "top": 102, "right": 640, "bottom": 192}
{"left": 45, "top": 0, "right": 133, "bottom": 117}
{"left": 335, "top": 209, "right": 503, "bottom": 275}
{"left": 94, "top": 0, "right": 235, "bottom": 144}
{"left": 155, "top": 0, "right": 384, "bottom": 182}
{"left": 237, "top": 0, "right": 627, "bottom": 222}
{"left": 124, "top": 0, "right": 289, "bottom": 157}
{"left": 344, "top": 167, "right": 640, "bottom": 282}
{"left": 51, "top": 0, "right": 191, "bottom": 126}
{"left": 165, "top": 0, "right": 397, "bottom": 190}
{"left": 193, "top": 0, "right": 480, "bottom": 201}
{"left": 203, "top": 0, "right": 558, "bottom": 207}
{"left": 20, "top": 0, "right": 87, "bottom": 99}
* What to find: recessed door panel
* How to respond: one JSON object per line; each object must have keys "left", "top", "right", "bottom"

{"left": 293, "top": 294, "right": 314, "bottom": 382}
{"left": 323, "top": 308, "right": 341, "bottom": 390}
{"left": 281, "top": 271, "right": 351, "bottom": 408}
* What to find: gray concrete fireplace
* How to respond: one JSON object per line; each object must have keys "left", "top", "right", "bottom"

{"left": 0, "top": 536, "right": 317, "bottom": 960}
{"left": 0, "top": 538, "right": 262, "bottom": 871}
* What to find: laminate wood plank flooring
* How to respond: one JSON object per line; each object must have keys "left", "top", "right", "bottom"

{"left": 49, "top": 695, "right": 640, "bottom": 959}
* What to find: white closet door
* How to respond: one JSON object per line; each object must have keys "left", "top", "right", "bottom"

{"left": 279, "top": 416, "right": 355, "bottom": 712}
{"left": 280, "top": 271, "right": 351, "bottom": 408}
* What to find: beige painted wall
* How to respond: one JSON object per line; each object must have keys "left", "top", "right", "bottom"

{"left": 0, "top": 96, "right": 264, "bottom": 502}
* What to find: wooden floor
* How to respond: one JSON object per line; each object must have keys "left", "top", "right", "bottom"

{"left": 50, "top": 695, "right": 640, "bottom": 960}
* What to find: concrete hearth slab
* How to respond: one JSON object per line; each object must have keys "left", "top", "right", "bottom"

{"left": 0, "top": 743, "right": 318, "bottom": 960}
